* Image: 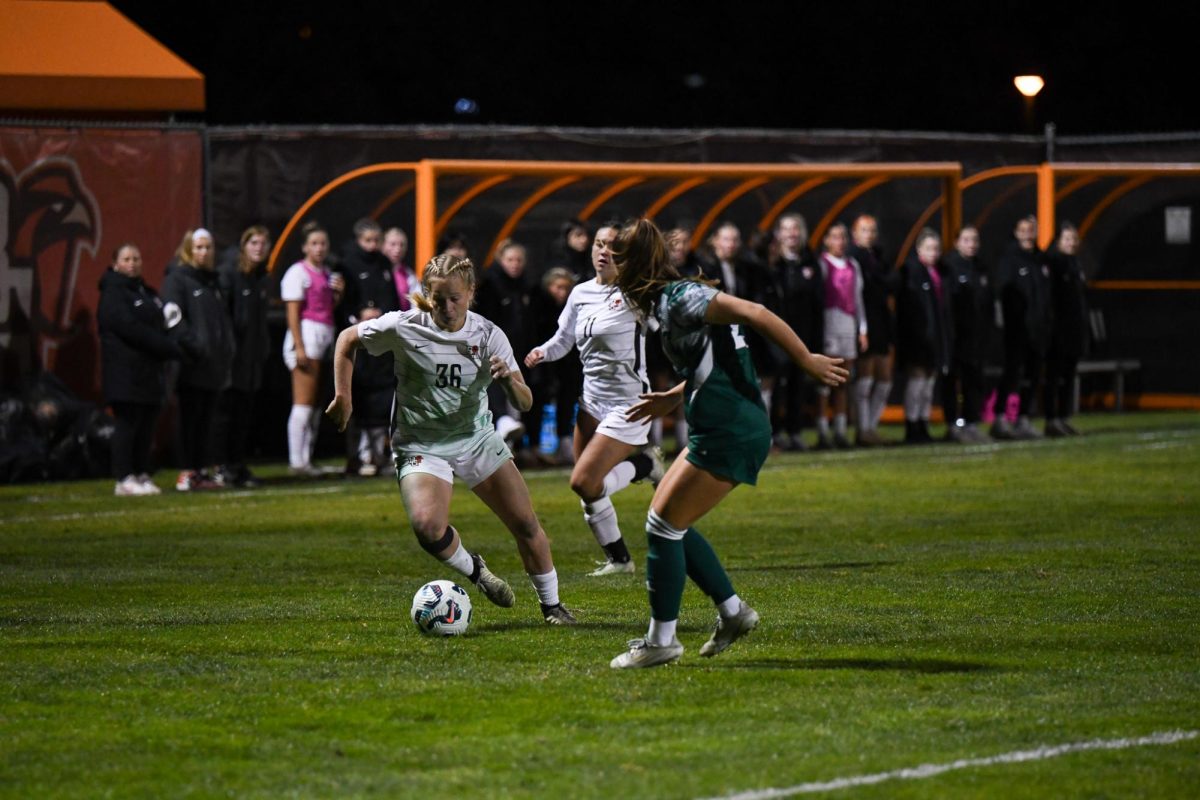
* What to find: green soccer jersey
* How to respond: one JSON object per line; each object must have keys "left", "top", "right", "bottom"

{"left": 655, "top": 280, "right": 771, "bottom": 484}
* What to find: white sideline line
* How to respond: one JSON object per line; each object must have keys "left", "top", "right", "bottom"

{"left": 700, "top": 730, "right": 1198, "bottom": 800}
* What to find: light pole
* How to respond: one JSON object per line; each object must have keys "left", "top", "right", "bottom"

{"left": 1014, "top": 74, "right": 1045, "bottom": 134}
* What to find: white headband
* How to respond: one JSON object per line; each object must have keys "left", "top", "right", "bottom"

{"left": 192, "top": 228, "right": 213, "bottom": 243}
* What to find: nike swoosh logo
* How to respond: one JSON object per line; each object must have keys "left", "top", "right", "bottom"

{"left": 495, "top": 448, "right": 505, "bottom": 456}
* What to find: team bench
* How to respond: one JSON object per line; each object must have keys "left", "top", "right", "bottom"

{"left": 1074, "top": 359, "right": 1142, "bottom": 412}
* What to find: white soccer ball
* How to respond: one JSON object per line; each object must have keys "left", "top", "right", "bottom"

{"left": 410, "top": 579, "right": 472, "bottom": 636}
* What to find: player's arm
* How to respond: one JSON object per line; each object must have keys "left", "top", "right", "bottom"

{"left": 705, "top": 292, "right": 849, "bottom": 387}
{"left": 326, "top": 325, "right": 361, "bottom": 431}
{"left": 490, "top": 356, "right": 533, "bottom": 411}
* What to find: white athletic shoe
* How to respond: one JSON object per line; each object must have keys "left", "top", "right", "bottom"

{"left": 496, "top": 415, "right": 526, "bottom": 448}
{"left": 699, "top": 601, "right": 760, "bottom": 657}
{"left": 137, "top": 474, "right": 162, "bottom": 495}
{"left": 588, "top": 558, "right": 636, "bottom": 577}
{"left": 610, "top": 637, "right": 684, "bottom": 669}
{"left": 636, "top": 445, "right": 666, "bottom": 486}
{"left": 471, "top": 554, "right": 515, "bottom": 608}
{"left": 114, "top": 475, "right": 149, "bottom": 496}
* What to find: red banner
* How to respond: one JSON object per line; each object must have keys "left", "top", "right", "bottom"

{"left": 0, "top": 125, "right": 203, "bottom": 399}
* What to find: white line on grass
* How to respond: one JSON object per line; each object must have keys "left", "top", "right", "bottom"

{"left": 700, "top": 729, "right": 1198, "bottom": 800}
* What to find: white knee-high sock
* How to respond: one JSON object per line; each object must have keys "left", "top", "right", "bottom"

{"left": 529, "top": 569, "right": 560, "bottom": 606}
{"left": 288, "top": 404, "right": 313, "bottom": 467}
{"left": 602, "top": 461, "right": 637, "bottom": 498}
{"left": 921, "top": 376, "right": 938, "bottom": 422}
{"left": 903, "top": 379, "right": 922, "bottom": 421}
{"left": 870, "top": 381, "right": 892, "bottom": 428}
{"left": 442, "top": 539, "right": 475, "bottom": 576}
{"left": 855, "top": 378, "right": 874, "bottom": 431}
{"left": 582, "top": 496, "right": 621, "bottom": 547}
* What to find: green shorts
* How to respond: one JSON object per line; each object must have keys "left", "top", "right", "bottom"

{"left": 685, "top": 423, "right": 772, "bottom": 486}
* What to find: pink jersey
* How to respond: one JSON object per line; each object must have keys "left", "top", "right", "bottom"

{"left": 822, "top": 254, "right": 858, "bottom": 315}
{"left": 281, "top": 261, "right": 336, "bottom": 325}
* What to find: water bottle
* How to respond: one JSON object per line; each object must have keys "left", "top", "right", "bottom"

{"left": 539, "top": 404, "right": 557, "bottom": 455}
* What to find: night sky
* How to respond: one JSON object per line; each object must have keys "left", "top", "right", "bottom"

{"left": 112, "top": 1, "right": 1200, "bottom": 135}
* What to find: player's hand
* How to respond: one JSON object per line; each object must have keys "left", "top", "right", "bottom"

{"left": 858, "top": 333, "right": 869, "bottom": 354}
{"left": 804, "top": 354, "right": 849, "bottom": 387}
{"left": 489, "top": 355, "right": 513, "bottom": 382}
{"left": 626, "top": 390, "right": 684, "bottom": 422}
{"left": 524, "top": 348, "right": 545, "bottom": 368}
{"left": 325, "top": 394, "right": 352, "bottom": 432}
{"left": 295, "top": 349, "right": 310, "bottom": 370}
{"left": 329, "top": 272, "right": 345, "bottom": 294}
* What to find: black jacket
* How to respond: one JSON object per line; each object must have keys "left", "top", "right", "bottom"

{"left": 772, "top": 249, "right": 825, "bottom": 352}
{"left": 218, "top": 262, "right": 272, "bottom": 392}
{"left": 849, "top": 243, "right": 898, "bottom": 354}
{"left": 995, "top": 241, "right": 1051, "bottom": 353}
{"left": 97, "top": 269, "right": 182, "bottom": 405}
{"left": 897, "top": 257, "right": 952, "bottom": 373}
{"left": 340, "top": 244, "right": 400, "bottom": 323}
{"left": 161, "top": 265, "right": 236, "bottom": 392}
{"left": 1046, "top": 247, "right": 1089, "bottom": 358}
{"left": 475, "top": 267, "right": 536, "bottom": 361}
{"left": 941, "top": 251, "right": 993, "bottom": 366}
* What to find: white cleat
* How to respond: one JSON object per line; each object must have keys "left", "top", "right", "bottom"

{"left": 699, "top": 601, "right": 760, "bottom": 657}
{"left": 610, "top": 637, "right": 684, "bottom": 669}
{"left": 588, "top": 558, "right": 636, "bottom": 577}
{"left": 638, "top": 445, "right": 666, "bottom": 486}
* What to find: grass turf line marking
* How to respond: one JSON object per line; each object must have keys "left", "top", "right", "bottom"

{"left": 702, "top": 730, "right": 1198, "bottom": 800}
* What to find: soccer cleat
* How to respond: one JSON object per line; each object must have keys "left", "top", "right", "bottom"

{"left": 588, "top": 558, "right": 636, "bottom": 577}
{"left": 639, "top": 445, "right": 666, "bottom": 486}
{"left": 288, "top": 464, "right": 324, "bottom": 478}
{"left": 114, "top": 475, "right": 148, "bottom": 496}
{"left": 1013, "top": 416, "right": 1042, "bottom": 440}
{"left": 699, "top": 601, "right": 760, "bottom": 657}
{"left": 358, "top": 463, "right": 379, "bottom": 477}
{"left": 610, "top": 637, "right": 684, "bottom": 669}
{"left": 541, "top": 602, "right": 578, "bottom": 625}
{"left": 833, "top": 432, "right": 852, "bottom": 449}
{"left": 175, "top": 470, "right": 196, "bottom": 491}
{"left": 990, "top": 419, "right": 1016, "bottom": 440}
{"left": 471, "top": 554, "right": 515, "bottom": 608}
{"left": 496, "top": 415, "right": 526, "bottom": 448}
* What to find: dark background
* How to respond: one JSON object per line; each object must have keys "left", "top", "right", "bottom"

{"left": 112, "top": 1, "right": 1200, "bottom": 134}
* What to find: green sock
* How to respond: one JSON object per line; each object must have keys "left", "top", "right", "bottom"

{"left": 684, "top": 527, "right": 735, "bottom": 604}
{"left": 646, "top": 533, "right": 686, "bottom": 621}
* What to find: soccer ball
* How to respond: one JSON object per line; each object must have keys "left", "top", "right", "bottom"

{"left": 410, "top": 579, "right": 472, "bottom": 636}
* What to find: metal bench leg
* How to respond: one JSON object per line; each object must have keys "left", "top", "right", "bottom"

{"left": 1115, "top": 372, "right": 1124, "bottom": 412}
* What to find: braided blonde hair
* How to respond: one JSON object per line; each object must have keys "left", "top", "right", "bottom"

{"left": 411, "top": 253, "right": 477, "bottom": 312}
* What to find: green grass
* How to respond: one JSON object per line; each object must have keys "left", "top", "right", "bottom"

{"left": 2, "top": 412, "right": 1199, "bottom": 798}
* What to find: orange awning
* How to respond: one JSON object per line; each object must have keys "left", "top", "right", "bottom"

{"left": 0, "top": 0, "right": 204, "bottom": 113}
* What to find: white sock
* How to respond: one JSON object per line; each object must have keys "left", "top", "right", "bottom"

{"left": 904, "top": 379, "right": 923, "bottom": 420}
{"left": 834, "top": 413, "right": 847, "bottom": 436}
{"left": 675, "top": 419, "right": 688, "bottom": 448}
{"left": 760, "top": 387, "right": 773, "bottom": 413}
{"left": 287, "top": 404, "right": 313, "bottom": 468}
{"left": 602, "top": 461, "right": 637, "bottom": 497}
{"left": 442, "top": 540, "right": 474, "bottom": 577}
{"left": 855, "top": 378, "right": 874, "bottom": 431}
{"left": 529, "top": 569, "right": 559, "bottom": 607}
{"left": 922, "top": 376, "right": 938, "bottom": 422}
{"left": 647, "top": 618, "right": 677, "bottom": 646}
{"left": 816, "top": 416, "right": 830, "bottom": 436}
{"left": 582, "top": 496, "right": 621, "bottom": 547}
{"left": 357, "top": 430, "right": 371, "bottom": 464}
{"left": 870, "top": 381, "right": 892, "bottom": 428}
{"left": 718, "top": 594, "right": 742, "bottom": 618}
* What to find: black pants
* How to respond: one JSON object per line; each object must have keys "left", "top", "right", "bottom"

{"left": 222, "top": 387, "right": 256, "bottom": 468}
{"left": 773, "top": 363, "right": 808, "bottom": 436}
{"left": 177, "top": 385, "right": 219, "bottom": 471}
{"left": 111, "top": 401, "right": 161, "bottom": 479}
{"left": 1043, "top": 353, "right": 1079, "bottom": 420}
{"left": 942, "top": 359, "right": 985, "bottom": 424}
{"left": 998, "top": 337, "right": 1044, "bottom": 418}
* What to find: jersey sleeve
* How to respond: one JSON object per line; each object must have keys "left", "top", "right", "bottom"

{"left": 485, "top": 324, "right": 521, "bottom": 373}
{"left": 280, "top": 264, "right": 306, "bottom": 302}
{"left": 536, "top": 290, "right": 580, "bottom": 362}
{"left": 668, "top": 281, "right": 719, "bottom": 332}
{"left": 357, "top": 311, "right": 404, "bottom": 356}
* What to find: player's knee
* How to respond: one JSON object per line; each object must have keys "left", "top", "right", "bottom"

{"left": 569, "top": 470, "right": 603, "bottom": 502}
{"left": 408, "top": 512, "right": 446, "bottom": 542}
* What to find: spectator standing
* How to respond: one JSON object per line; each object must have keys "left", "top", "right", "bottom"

{"left": 940, "top": 226, "right": 992, "bottom": 442}
{"left": 281, "top": 222, "right": 344, "bottom": 475}
{"left": 816, "top": 223, "right": 867, "bottom": 449}
{"left": 1044, "top": 223, "right": 1088, "bottom": 436}
{"left": 992, "top": 216, "right": 1050, "bottom": 440}
{"left": 847, "top": 215, "right": 898, "bottom": 446}
{"left": 551, "top": 218, "right": 593, "bottom": 281}
{"left": 896, "top": 229, "right": 951, "bottom": 443}
{"left": 98, "top": 243, "right": 182, "bottom": 495}
{"left": 769, "top": 213, "right": 823, "bottom": 451}
{"left": 162, "top": 229, "right": 236, "bottom": 491}
{"left": 529, "top": 266, "right": 583, "bottom": 464}
{"left": 216, "top": 225, "right": 272, "bottom": 487}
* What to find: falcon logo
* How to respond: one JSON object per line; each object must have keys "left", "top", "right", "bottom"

{"left": 0, "top": 157, "right": 101, "bottom": 372}
{"left": 402, "top": 455, "right": 424, "bottom": 468}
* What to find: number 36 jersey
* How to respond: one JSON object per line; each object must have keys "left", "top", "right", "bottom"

{"left": 358, "top": 309, "right": 520, "bottom": 448}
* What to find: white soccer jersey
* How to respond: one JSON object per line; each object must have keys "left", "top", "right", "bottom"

{"left": 535, "top": 278, "right": 649, "bottom": 410}
{"left": 358, "top": 309, "right": 520, "bottom": 448}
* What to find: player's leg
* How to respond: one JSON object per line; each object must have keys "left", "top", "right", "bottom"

{"left": 398, "top": 468, "right": 515, "bottom": 608}
{"left": 570, "top": 409, "right": 659, "bottom": 576}
{"left": 611, "top": 452, "right": 742, "bottom": 668}
{"left": 472, "top": 460, "right": 575, "bottom": 624}
{"left": 287, "top": 361, "right": 320, "bottom": 472}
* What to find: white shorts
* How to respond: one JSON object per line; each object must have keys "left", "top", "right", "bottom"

{"left": 283, "top": 319, "right": 335, "bottom": 370}
{"left": 823, "top": 308, "right": 859, "bottom": 360}
{"left": 578, "top": 396, "right": 651, "bottom": 447}
{"left": 394, "top": 427, "right": 512, "bottom": 489}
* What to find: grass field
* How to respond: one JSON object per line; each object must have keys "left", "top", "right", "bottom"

{"left": 2, "top": 412, "right": 1198, "bottom": 798}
